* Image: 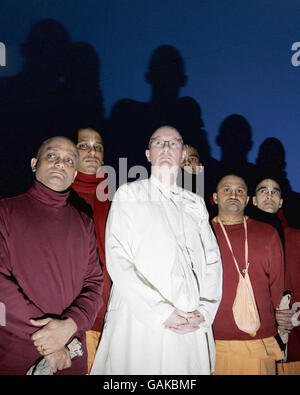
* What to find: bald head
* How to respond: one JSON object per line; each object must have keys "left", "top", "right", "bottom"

{"left": 148, "top": 126, "right": 183, "bottom": 146}
{"left": 35, "top": 136, "right": 79, "bottom": 164}
{"left": 31, "top": 136, "right": 79, "bottom": 192}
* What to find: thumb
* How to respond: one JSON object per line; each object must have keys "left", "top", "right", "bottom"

{"left": 174, "top": 309, "right": 193, "bottom": 319}
{"left": 30, "top": 317, "right": 52, "bottom": 326}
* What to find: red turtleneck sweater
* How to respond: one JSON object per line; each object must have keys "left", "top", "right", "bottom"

{"left": 0, "top": 181, "right": 103, "bottom": 374}
{"left": 71, "top": 171, "right": 111, "bottom": 332}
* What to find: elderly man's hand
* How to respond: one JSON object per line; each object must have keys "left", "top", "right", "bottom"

{"left": 45, "top": 347, "right": 72, "bottom": 373}
{"left": 30, "top": 317, "right": 77, "bottom": 356}
{"left": 185, "top": 309, "right": 205, "bottom": 327}
{"left": 164, "top": 309, "right": 205, "bottom": 334}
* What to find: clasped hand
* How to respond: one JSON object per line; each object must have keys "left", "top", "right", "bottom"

{"left": 30, "top": 317, "right": 77, "bottom": 373}
{"left": 164, "top": 308, "right": 204, "bottom": 334}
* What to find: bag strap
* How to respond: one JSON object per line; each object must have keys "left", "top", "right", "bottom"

{"left": 217, "top": 216, "right": 250, "bottom": 276}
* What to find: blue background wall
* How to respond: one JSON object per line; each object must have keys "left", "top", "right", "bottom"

{"left": 1, "top": 0, "right": 299, "bottom": 191}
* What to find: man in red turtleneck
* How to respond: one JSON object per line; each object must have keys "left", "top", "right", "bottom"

{"left": 0, "top": 136, "right": 103, "bottom": 375}
{"left": 70, "top": 127, "right": 110, "bottom": 373}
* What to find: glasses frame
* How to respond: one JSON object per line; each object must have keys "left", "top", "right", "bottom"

{"left": 149, "top": 138, "right": 183, "bottom": 149}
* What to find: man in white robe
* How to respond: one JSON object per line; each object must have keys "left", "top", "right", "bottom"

{"left": 90, "top": 126, "right": 222, "bottom": 375}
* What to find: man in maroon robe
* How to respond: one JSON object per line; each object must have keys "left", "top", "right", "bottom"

{"left": 0, "top": 136, "right": 103, "bottom": 375}
{"left": 211, "top": 174, "right": 284, "bottom": 375}
{"left": 252, "top": 177, "right": 300, "bottom": 374}
{"left": 70, "top": 127, "right": 110, "bottom": 373}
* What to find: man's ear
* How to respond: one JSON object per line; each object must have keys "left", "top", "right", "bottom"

{"left": 181, "top": 149, "right": 186, "bottom": 162}
{"left": 72, "top": 170, "right": 78, "bottom": 183}
{"left": 212, "top": 192, "right": 218, "bottom": 205}
{"left": 279, "top": 198, "right": 283, "bottom": 209}
{"left": 252, "top": 196, "right": 257, "bottom": 206}
{"left": 145, "top": 149, "right": 151, "bottom": 162}
{"left": 31, "top": 158, "right": 37, "bottom": 172}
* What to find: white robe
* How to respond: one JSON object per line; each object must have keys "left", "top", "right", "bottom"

{"left": 90, "top": 176, "right": 222, "bottom": 375}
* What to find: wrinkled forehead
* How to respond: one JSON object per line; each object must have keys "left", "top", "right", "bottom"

{"left": 217, "top": 175, "right": 248, "bottom": 191}
{"left": 255, "top": 179, "right": 281, "bottom": 193}
{"left": 150, "top": 126, "right": 182, "bottom": 142}
{"left": 39, "top": 137, "right": 79, "bottom": 159}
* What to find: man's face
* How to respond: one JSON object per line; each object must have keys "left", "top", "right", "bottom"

{"left": 213, "top": 175, "right": 249, "bottom": 216}
{"left": 76, "top": 128, "right": 104, "bottom": 174}
{"left": 31, "top": 137, "right": 78, "bottom": 192}
{"left": 145, "top": 126, "right": 185, "bottom": 169}
{"left": 180, "top": 145, "right": 201, "bottom": 174}
{"left": 253, "top": 179, "right": 283, "bottom": 213}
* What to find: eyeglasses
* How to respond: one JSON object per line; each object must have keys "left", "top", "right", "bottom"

{"left": 256, "top": 188, "right": 281, "bottom": 197}
{"left": 150, "top": 138, "right": 183, "bottom": 149}
{"left": 77, "top": 142, "right": 103, "bottom": 152}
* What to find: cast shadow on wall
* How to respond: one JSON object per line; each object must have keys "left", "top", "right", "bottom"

{"left": 108, "top": 44, "right": 219, "bottom": 189}
{"left": 253, "top": 137, "right": 300, "bottom": 229}
{"left": 206, "top": 114, "right": 256, "bottom": 219}
{"left": 215, "top": 114, "right": 256, "bottom": 193}
{"left": 200, "top": 115, "right": 300, "bottom": 229}
{"left": 0, "top": 18, "right": 106, "bottom": 198}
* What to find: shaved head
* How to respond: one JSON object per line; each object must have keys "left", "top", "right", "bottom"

{"left": 36, "top": 136, "right": 79, "bottom": 165}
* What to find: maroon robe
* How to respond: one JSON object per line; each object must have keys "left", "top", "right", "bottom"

{"left": 0, "top": 181, "right": 103, "bottom": 375}
{"left": 211, "top": 218, "right": 284, "bottom": 340}
{"left": 283, "top": 226, "right": 300, "bottom": 363}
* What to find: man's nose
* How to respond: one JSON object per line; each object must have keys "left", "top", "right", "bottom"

{"left": 163, "top": 141, "right": 170, "bottom": 151}
{"left": 266, "top": 191, "right": 273, "bottom": 199}
{"left": 54, "top": 158, "right": 64, "bottom": 168}
{"left": 87, "top": 146, "right": 97, "bottom": 155}
{"left": 230, "top": 189, "right": 238, "bottom": 197}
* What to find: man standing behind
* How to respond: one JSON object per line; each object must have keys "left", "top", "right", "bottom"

{"left": 91, "top": 125, "right": 222, "bottom": 375}
{"left": 211, "top": 174, "right": 284, "bottom": 375}
{"left": 178, "top": 144, "right": 204, "bottom": 196}
{"left": 70, "top": 126, "right": 110, "bottom": 373}
{"left": 252, "top": 177, "right": 300, "bottom": 375}
{"left": 0, "top": 136, "right": 103, "bottom": 375}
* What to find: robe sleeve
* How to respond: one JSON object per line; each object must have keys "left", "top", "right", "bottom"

{"left": 105, "top": 185, "right": 174, "bottom": 329}
{"left": 63, "top": 219, "right": 104, "bottom": 333}
{"left": 266, "top": 229, "right": 284, "bottom": 309}
{"left": 0, "top": 207, "right": 44, "bottom": 339}
{"left": 194, "top": 196, "right": 223, "bottom": 328}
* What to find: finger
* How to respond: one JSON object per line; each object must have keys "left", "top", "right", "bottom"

{"left": 176, "top": 311, "right": 194, "bottom": 319}
{"left": 37, "top": 345, "right": 44, "bottom": 355}
{"left": 169, "top": 328, "right": 198, "bottom": 334}
{"left": 46, "top": 358, "right": 57, "bottom": 373}
{"left": 37, "top": 344, "right": 50, "bottom": 356}
{"left": 168, "top": 325, "right": 199, "bottom": 334}
{"left": 30, "top": 317, "right": 52, "bottom": 327}
{"left": 31, "top": 330, "right": 47, "bottom": 341}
